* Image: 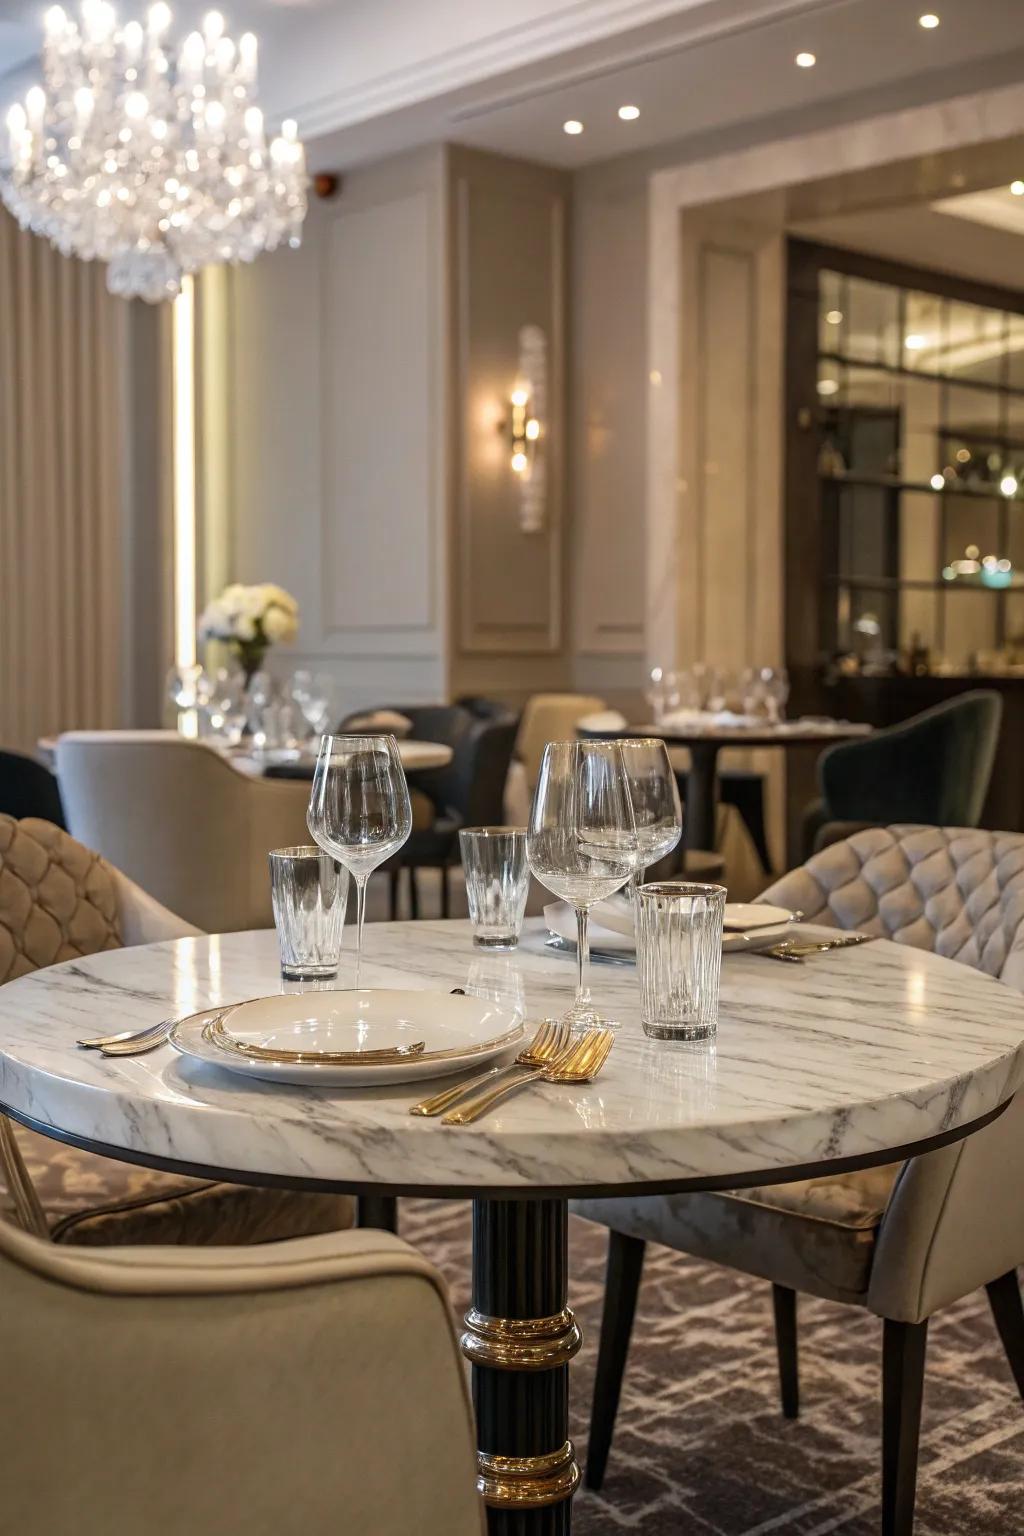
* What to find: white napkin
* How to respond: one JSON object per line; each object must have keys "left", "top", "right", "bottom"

{"left": 544, "top": 898, "right": 797, "bottom": 956}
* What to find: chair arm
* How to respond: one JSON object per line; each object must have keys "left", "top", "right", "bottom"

{"left": 0, "top": 1224, "right": 485, "bottom": 1536}
{"left": 112, "top": 867, "right": 203, "bottom": 945}
{"left": 868, "top": 1087, "right": 1024, "bottom": 1323}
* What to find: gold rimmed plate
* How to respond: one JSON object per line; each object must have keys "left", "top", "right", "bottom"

{"left": 170, "top": 989, "right": 525, "bottom": 1087}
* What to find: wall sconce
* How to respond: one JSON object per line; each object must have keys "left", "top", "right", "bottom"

{"left": 506, "top": 324, "right": 546, "bottom": 533}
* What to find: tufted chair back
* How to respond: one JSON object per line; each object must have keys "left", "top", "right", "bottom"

{"left": 761, "top": 824, "right": 1024, "bottom": 1323}
{"left": 0, "top": 815, "right": 124, "bottom": 983}
{"left": 760, "top": 824, "right": 1024, "bottom": 989}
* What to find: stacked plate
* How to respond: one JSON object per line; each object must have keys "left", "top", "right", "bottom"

{"left": 170, "top": 990, "right": 524, "bottom": 1085}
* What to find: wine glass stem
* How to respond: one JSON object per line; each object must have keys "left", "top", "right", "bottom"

{"left": 354, "top": 873, "right": 368, "bottom": 988}
{"left": 575, "top": 906, "right": 591, "bottom": 1014}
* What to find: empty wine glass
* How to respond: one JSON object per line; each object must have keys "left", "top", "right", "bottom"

{"left": 619, "top": 738, "right": 682, "bottom": 897}
{"left": 760, "top": 666, "right": 790, "bottom": 724}
{"left": 527, "top": 740, "right": 639, "bottom": 1028}
{"left": 307, "top": 735, "right": 412, "bottom": 984}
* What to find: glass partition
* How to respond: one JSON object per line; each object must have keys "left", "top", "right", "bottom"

{"left": 814, "top": 263, "right": 1024, "bottom": 671}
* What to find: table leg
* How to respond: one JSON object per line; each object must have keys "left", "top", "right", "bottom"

{"left": 356, "top": 1195, "right": 398, "bottom": 1232}
{"left": 685, "top": 741, "right": 721, "bottom": 854}
{"left": 464, "top": 1199, "right": 581, "bottom": 1534}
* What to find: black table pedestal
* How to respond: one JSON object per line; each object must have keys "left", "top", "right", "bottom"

{"left": 684, "top": 740, "right": 721, "bottom": 853}
{"left": 465, "top": 1198, "right": 581, "bottom": 1533}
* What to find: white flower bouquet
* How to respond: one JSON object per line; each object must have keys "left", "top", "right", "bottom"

{"left": 198, "top": 583, "right": 299, "bottom": 680}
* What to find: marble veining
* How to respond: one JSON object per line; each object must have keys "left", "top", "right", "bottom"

{"left": 0, "top": 920, "right": 1022, "bottom": 1194}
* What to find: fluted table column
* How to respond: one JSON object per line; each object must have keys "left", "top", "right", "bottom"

{"left": 464, "top": 1199, "right": 581, "bottom": 1533}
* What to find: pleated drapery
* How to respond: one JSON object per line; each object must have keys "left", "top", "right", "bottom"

{"left": 0, "top": 209, "right": 126, "bottom": 753}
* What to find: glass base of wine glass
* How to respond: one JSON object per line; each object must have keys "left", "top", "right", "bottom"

{"left": 560, "top": 996, "right": 618, "bottom": 1032}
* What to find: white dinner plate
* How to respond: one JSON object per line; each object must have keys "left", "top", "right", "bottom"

{"left": 723, "top": 903, "right": 795, "bottom": 931}
{"left": 170, "top": 989, "right": 525, "bottom": 1086}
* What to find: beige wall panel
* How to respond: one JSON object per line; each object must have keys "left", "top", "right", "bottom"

{"left": 322, "top": 191, "right": 437, "bottom": 638}
{"left": 572, "top": 180, "right": 647, "bottom": 664}
{"left": 227, "top": 148, "right": 448, "bottom": 709}
{"left": 450, "top": 150, "right": 567, "bottom": 667}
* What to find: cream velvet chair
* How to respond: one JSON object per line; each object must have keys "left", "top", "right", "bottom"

{"left": 0, "top": 814, "right": 352, "bottom": 1248}
{"left": 575, "top": 825, "right": 1024, "bottom": 1535}
{"left": 0, "top": 1218, "right": 484, "bottom": 1536}
{"left": 514, "top": 694, "right": 606, "bottom": 795}
{"left": 56, "top": 731, "right": 312, "bottom": 931}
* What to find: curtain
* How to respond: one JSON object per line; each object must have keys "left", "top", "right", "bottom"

{"left": 0, "top": 208, "right": 127, "bottom": 752}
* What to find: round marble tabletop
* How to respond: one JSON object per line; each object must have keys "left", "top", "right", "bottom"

{"left": 1, "top": 919, "right": 1021, "bottom": 1198}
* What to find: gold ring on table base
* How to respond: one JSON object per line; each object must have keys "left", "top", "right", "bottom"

{"left": 477, "top": 1440, "right": 581, "bottom": 1508}
{"left": 460, "top": 1307, "right": 582, "bottom": 1370}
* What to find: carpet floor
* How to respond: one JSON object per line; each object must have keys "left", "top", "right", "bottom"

{"left": 401, "top": 1200, "right": 1024, "bottom": 1535}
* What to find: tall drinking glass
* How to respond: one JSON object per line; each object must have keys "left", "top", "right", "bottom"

{"left": 618, "top": 738, "right": 682, "bottom": 899}
{"left": 527, "top": 740, "right": 638, "bottom": 1028}
{"left": 307, "top": 734, "right": 412, "bottom": 984}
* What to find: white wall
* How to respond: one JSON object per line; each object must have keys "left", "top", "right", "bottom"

{"left": 225, "top": 146, "right": 450, "bottom": 712}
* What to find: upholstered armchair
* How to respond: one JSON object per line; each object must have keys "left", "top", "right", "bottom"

{"left": 0, "top": 1219, "right": 484, "bottom": 1536}
{"left": 0, "top": 814, "right": 352, "bottom": 1247}
{"left": 575, "top": 825, "right": 1024, "bottom": 1535}
{"left": 55, "top": 731, "right": 312, "bottom": 931}
{"left": 803, "top": 691, "right": 1002, "bottom": 854}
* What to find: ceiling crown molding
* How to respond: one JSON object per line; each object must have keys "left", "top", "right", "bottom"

{"left": 286, "top": 0, "right": 834, "bottom": 140}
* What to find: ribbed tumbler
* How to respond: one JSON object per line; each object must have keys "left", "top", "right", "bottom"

{"left": 459, "top": 827, "right": 530, "bottom": 950}
{"left": 269, "top": 846, "right": 348, "bottom": 980}
{"left": 636, "top": 881, "right": 726, "bottom": 1040}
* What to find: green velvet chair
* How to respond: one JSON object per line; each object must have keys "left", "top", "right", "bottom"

{"left": 804, "top": 690, "right": 1002, "bottom": 855}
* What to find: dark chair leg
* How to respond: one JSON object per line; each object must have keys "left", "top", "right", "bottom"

{"left": 772, "top": 1283, "right": 799, "bottom": 1419}
{"left": 357, "top": 1195, "right": 398, "bottom": 1233}
{"left": 440, "top": 864, "right": 450, "bottom": 919}
{"left": 986, "top": 1270, "right": 1024, "bottom": 1400}
{"left": 388, "top": 869, "right": 399, "bottom": 922}
{"left": 882, "top": 1318, "right": 928, "bottom": 1536}
{"left": 408, "top": 866, "right": 419, "bottom": 920}
{"left": 586, "top": 1231, "right": 645, "bottom": 1492}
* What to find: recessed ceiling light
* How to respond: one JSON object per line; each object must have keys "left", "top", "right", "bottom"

{"left": 918, "top": 13, "right": 940, "bottom": 27}
{"left": 1011, "top": 180, "right": 1024, "bottom": 196}
{"left": 562, "top": 119, "right": 583, "bottom": 135}
{"left": 795, "top": 51, "right": 816, "bottom": 67}
{"left": 904, "top": 333, "right": 928, "bottom": 350}
{"left": 617, "top": 104, "right": 640, "bottom": 121}
{"left": 825, "top": 309, "right": 843, "bottom": 324}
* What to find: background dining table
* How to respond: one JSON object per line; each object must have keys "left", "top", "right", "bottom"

{"left": 1, "top": 917, "right": 1021, "bottom": 1534}
{"left": 626, "top": 718, "right": 873, "bottom": 853}
{"left": 35, "top": 733, "right": 454, "bottom": 776}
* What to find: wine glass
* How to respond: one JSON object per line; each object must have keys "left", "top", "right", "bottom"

{"left": 618, "top": 739, "right": 683, "bottom": 899}
{"left": 760, "top": 666, "right": 790, "bottom": 724}
{"left": 527, "top": 740, "right": 638, "bottom": 1028}
{"left": 307, "top": 735, "right": 412, "bottom": 984}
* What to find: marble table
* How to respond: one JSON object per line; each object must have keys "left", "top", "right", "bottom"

{"left": 624, "top": 718, "right": 873, "bottom": 852}
{"left": 1, "top": 918, "right": 1021, "bottom": 1534}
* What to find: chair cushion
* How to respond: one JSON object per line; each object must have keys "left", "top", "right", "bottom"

{"left": 7, "top": 1124, "right": 353, "bottom": 1248}
{"left": 573, "top": 1160, "right": 901, "bottom": 1306}
{"left": 0, "top": 816, "right": 121, "bottom": 982}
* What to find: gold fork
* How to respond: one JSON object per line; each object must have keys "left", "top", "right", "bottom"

{"left": 409, "top": 1019, "right": 573, "bottom": 1117}
{"left": 441, "top": 1028, "right": 614, "bottom": 1126}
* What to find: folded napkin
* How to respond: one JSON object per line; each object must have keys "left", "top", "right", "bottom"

{"left": 544, "top": 897, "right": 796, "bottom": 956}
{"left": 660, "top": 708, "right": 762, "bottom": 731}
{"left": 345, "top": 710, "right": 414, "bottom": 738}
{"left": 576, "top": 709, "right": 629, "bottom": 734}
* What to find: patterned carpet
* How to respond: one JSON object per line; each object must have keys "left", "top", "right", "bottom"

{"left": 401, "top": 1200, "right": 1024, "bottom": 1535}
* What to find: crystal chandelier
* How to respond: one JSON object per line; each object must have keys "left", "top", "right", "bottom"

{"left": 1, "top": 3, "right": 307, "bottom": 302}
